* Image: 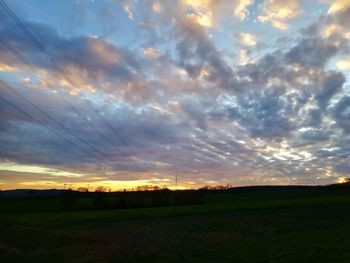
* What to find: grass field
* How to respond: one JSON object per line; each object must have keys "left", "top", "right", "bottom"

{"left": 1, "top": 187, "right": 350, "bottom": 262}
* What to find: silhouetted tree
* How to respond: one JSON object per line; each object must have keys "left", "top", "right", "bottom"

{"left": 95, "top": 186, "right": 107, "bottom": 192}
{"left": 135, "top": 185, "right": 162, "bottom": 191}
{"left": 77, "top": 187, "right": 89, "bottom": 193}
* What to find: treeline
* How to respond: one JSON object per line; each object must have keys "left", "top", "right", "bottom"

{"left": 60, "top": 181, "right": 350, "bottom": 211}
{"left": 61, "top": 188, "right": 205, "bottom": 211}
{"left": 58, "top": 178, "right": 350, "bottom": 194}
{"left": 75, "top": 185, "right": 169, "bottom": 193}
{"left": 1, "top": 183, "right": 350, "bottom": 214}
{"left": 69, "top": 184, "right": 234, "bottom": 194}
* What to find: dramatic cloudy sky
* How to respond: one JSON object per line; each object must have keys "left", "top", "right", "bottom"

{"left": 0, "top": 0, "right": 350, "bottom": 190}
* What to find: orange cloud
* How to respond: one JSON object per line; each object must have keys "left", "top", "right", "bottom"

{"left": 181, "top": 0, "right": 254, "bottom": 28}
{"left": 258, "top": 0, "right": 303, "bottom": 30}
{"left": 326, "top": 0, "right": 350, "bottom": 14}
{"left": 238, "top": 32, "right": 257, "bottom": 46}
{"left": 336, "top": 59, "right": 350, "bottom": 70}
{"left": 0, "top": 63, "right": 16, "bottom": 72}
{"left": 143, "top": 47, "right": 161, "bottom": 58}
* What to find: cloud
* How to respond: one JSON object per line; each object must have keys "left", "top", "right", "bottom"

{"left": 298, "top": 128, "right": 330, "bottom": 143}
{"left": 0, "top": 80, "right": 176, "bottom": 172}
{"left": 0, "top": 14, "right": 150, "bottom": 98}
{"left": 302, "top": 108, "right": 322, "bottom": 127}
{"left": 234, "top": 0, "right": 254, "bottom": 20}
{"left": 180, "top": 0, "right": 254, "bottom": 28}
{"left": 258, "top": 0, "right": 303, "bottom": 30}
{"left": 285, "top": 37, "right": 338, "bottom": 67}
{"left": 315, "top": 71, "right": 345, "bottom": 108}
{"left": 174, "top": 14, "right": 237, "bottom": 89}
{"left": 152, "top": 1, "right": 162, "bottom": 13}
{"left": 120, "top": 0, "right": 138, "bottom": 19}
{"left": 54, "top": 36, "right": 142, "bottom": 81}
{"left": 228, "top": 88, "right": 294, "bottom": 139}
{"left": 142, "top": 47, "right": 161, "bottom": 58}
{"left": 325, "top": 0, "right": 350, "bottom": 14}
{"left": 322, "top": 4, "right": 350, "bottom": 41}
{"left": 0, "top": 63, "right": 16, "bottom": 72}
{"left": 333, "top": 96, "right": 350, "bottom": 133}
{"left": 237, "top": 32, "right": 258, "bottom": 46}
{"left": 236, "top": 49, "right": 255, "bottom": 65}
{"left": 336, "top": 59, "right": 350, "bottom": 70}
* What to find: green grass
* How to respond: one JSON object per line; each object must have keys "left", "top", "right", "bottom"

{"left": 1, "top": 189, "right": 350, "bottom": 262}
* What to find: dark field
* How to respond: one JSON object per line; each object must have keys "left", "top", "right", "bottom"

{"left": 1, "top": 186, "right": 350, "bottom": 263}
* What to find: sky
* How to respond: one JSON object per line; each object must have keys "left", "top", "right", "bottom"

{"left": 0, "top": 0, "right": 350, "bottom": 190}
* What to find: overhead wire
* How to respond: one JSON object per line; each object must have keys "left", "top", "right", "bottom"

{"left": 0, "top": 37, "right": 132, "bottom": 172}
{"left": 0, "top": 94, "right": 102, "bottom": 163}
{"left": 0, "top": 12, "right": 141, "bottom": 169}
{"left": 0, "top": 0, "right": 138, "bottom": 158}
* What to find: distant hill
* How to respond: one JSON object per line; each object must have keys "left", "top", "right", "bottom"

{"left": 1, "top": 183, "right": 348, "bottom": 199}
{"left": 0, "top": 189, "right": 64, "bottom": 198}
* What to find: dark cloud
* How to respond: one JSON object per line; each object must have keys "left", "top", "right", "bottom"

{"left": 316, "top": 71, "right": 345, "bottom": 108}
{"left": 0, "top": 80, "right": 192, "bottom": 173}
{"left": 54, "top": 36, "right": 141, "bottom": 81}
{"left": 325, "top": 5, "right": 350, "bottom": 32}
{"left": 228, "top": 88, "right": 293, "bottom": 139}
{"left": 298, "top": 129, "right": 330, "bottom": 143}
{"left": 285, "top": 37, "right": 338, "bottom": 68}
{"left": 238, "top": 52, "right": 284, "bottom": 87}
{"left": 303, "top": 108, "right": 322, "bottom": 127}
{"left": 174, "top": 16, "right": 237, "bottom": 89}
{"left": 0, "top": 12, "right": 143, "bottom": 85}
{"left": 333, "top": 163, "right": 350, "bottom": 174}
{"left": 333, "top": 96, "right": 350, "bottom": 133}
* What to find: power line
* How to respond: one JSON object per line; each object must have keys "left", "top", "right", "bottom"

{"left": 0, "top": 94, "right": 134, "bottom": 172}
{"left": 1, "top": 81, "right": 133, "bottom": 171}
{"left": 0, "top": 28, "right": 127, "bottom": 157}
{"left": 0, "top": 34, "right": 138, "bottom": 169}
{"left": 0, "top": 35, "right": 133, "bottom": 172}
{"left": 0, "top": 94, "right": 97, "bottom": 161}
{"left": 0, "top": 0, "right": 138, "bottom": 158}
